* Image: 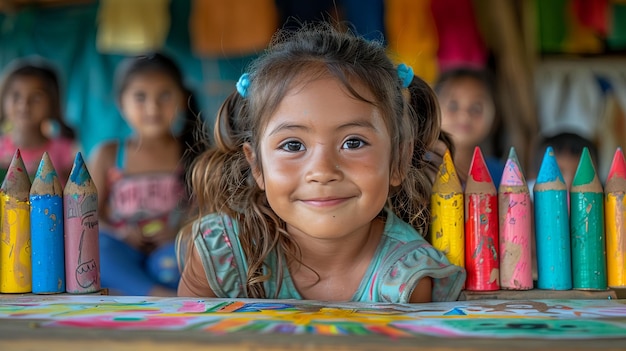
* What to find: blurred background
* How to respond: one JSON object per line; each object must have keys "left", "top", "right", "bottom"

{"left": 1, "top": 0, "right": 625, "bottom": 180}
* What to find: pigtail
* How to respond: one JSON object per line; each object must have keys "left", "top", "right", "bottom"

{"left": 390, "top": 74, "right": 448, "bottom": 235}
{"left": 190, "top": 92, "right": 247, "bottom": 216}
{"left": 188, "top": 91, "right": 288, "bottom": 298}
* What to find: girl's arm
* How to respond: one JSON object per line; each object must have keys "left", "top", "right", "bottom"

{"left": 176, "top": 222, "right": 218, "bottom": 298}
{"left": 89, "top": 142, "right": 116, "bottom": 228}
{"left": 409, "top": 276, "right": 433, "bottom": 303}
{"left": 90, "top": 142, "right": 146, "bottom": 248}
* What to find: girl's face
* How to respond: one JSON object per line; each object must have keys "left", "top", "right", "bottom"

{"left": 119, "top": 71, "right": 183, "bottom": 138}
{"left": 439, "top": 77, "right": 495, "bottom": 149}
{"left": 2, "top": 75, "right": 52, "bottom": 133}
{"left": 246, "top": 76, "right": 401, "bottom": 242}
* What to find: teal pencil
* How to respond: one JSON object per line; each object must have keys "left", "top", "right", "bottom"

{"left": 570, "top": 147, "right": 606, "bottom": 290}
{"left": 534, "top": 146, "right": 572, "bottom": 290}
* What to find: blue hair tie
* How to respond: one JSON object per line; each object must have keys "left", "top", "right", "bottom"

{"left": 397, "top": 63, "right": 414, "bottom": 88}
{"left": 236, "top": 73, "right": 250, "bottom": 98}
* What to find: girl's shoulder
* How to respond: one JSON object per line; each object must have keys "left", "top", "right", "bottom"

{"left": 91, "top": 140, "right": 119, "bottom": 163}
{"left": 181, "top": 213, "right": 248, "bottom": 298}
{"left": 371, "top": 209, "right": 466, "bottom": 302}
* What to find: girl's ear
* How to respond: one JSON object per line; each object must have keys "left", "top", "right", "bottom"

{"left": 390, "top": 140, "right": 413, "bottom": 187}
{"left": 390, "top": 169, "right": 403, "bottom": 187}
{"left": 243, "top": 142, "right": 265, "bottom": 190}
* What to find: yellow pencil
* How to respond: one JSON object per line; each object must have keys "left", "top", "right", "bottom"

{"left": 605, "top": 148, "right": 626, "bottom": 287}
{"left": 429, "top": 149, "right": 464, "bottom": 267}
{"left": 0, "top": 150, "right": 32, "bottom": 293}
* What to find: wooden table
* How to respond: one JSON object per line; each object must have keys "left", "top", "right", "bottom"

{"left": 1, "top": 295, "right": 626, "bottom": 351}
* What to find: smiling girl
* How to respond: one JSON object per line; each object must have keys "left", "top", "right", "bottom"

{"left": 177, "top": 24, "right": 465, "bottom": 303}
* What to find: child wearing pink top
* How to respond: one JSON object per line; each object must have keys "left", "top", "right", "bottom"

{"left": 0, "top": 57, "right": 77, "bottom": 184}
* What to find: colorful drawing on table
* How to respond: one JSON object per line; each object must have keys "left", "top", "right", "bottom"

{"left": 1, "top": 296, "right": 626, "bottom": 339}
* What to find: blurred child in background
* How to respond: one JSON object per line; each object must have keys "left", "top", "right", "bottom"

{"left": 90, "top": 53, "right": 204, "bottom": 296}
{"left": 0, "top": 58, "right": 77, "bottom": 184}
{"left": 434, "top": 67, "right": 503, "bottom": 187}
{"left": 530, "top": 131, "right": 599, "bottom": 192}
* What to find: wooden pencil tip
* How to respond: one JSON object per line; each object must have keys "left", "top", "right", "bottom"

{"left": 1, "top": 148, "right": 31, "bottom": 198}
{"left": 468, "top": 146, "right": 493, "bottom": 183}
{"left": 607, "top": 147, "right": 626, "bottom": 182}
{"left": 68, "top": 152, "right": 91, "bottom": 185}
{"left": 433, "top": 148, "right": 462, "bottom": 192}
{"left": 500, "top": 147, "right": 526, "bottom": 187}
{"left": 31, "top": 152, "right": 62, "bottom": 195}
{"left": 36, "top": 152, "right": 56, "bottom": 177}
{"left": 536, "top": 146, "right": 565, "bottom": 184}
{"left": 572, "top": 147, "right": 597, "bottom": 187}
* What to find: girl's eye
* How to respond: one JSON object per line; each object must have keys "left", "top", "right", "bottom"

{"left": 280, "top": 140, "right": 304, "bottom": 152}
{"left": 133, "top": 92, "right": 146, "bottom": 102}
{"left": 343, "top": 138, "right": 365, "bottom": 149}
{"left": 10, "top": 92, "right": 20, "bottom": 103}
{"left": 468, "top": 103, "right": 484, "bottom": 117}
{"left": 446, "top": 100, "right": 459, "bottom": 113}
{"left": 30, "top": 93, "right": 44, "bottom": 104}
{"left": 159, "top": 91, "right": 173, "bottom": 103}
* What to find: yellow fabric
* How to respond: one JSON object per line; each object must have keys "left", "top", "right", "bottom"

{"left": 385, "top": 0, "right": 438, "bottom": 83}
{"left": 96, "top": 0, "right": 170, "bottom": 54}
{"left": 189, "top": 0, "right": 278, "bottom": 57}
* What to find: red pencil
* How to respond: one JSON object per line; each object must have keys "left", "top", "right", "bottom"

{"left": 465, "top": 146, "right": 499, "bottom": 291}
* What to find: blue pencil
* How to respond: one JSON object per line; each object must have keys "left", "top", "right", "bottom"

{"left": 533, "top": 146, "right": 572, "bottom": 290}
{"left": 30, "top": 152, "right": 65, "bottom": 294}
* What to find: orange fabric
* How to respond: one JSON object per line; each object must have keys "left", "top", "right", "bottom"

{"left": 384, "top": 0, "right": 438, "bottom": 83}
{"left": 190, "top": 0, "right": 278, "bottom": 57}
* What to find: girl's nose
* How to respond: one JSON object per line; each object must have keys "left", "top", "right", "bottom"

{"left": 14, "top": 97, "right": 29, "bottom": 112}
{"left": 145, "top": 99, "right": 160, "bottom": 116}
{"left": 304, "top": 148, "right": 343, "bottom": 184}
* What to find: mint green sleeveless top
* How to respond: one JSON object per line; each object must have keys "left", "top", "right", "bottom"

{"left": 182, "top": 208, "right": 465, "bottom": 303}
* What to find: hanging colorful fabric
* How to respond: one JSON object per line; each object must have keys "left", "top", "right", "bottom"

{"left": 430, "top": 0, "right": 488, "bottom": 71}
{"left": 96, "top": 0, "right": 170, "bottom": 54}
{"left": 385, "top": 0, "right": 438, "bottom": 83}
{"left": 189, "top": 0, "right": 278, "bottom": 57}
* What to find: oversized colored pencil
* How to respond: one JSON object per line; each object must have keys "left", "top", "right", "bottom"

{"left": 498, "top": 147, "right": 532, "bottom": 290}
{"left": 533, "top": 146, "right": 572, "bottom": 290}
{"left": 605, "top": 148, "right": 626, "bottom": 287}
{"left": 570, "top": 147, "right": 606, "bottom": 290}
{"left": 465, "top": 146, "right": 499, "bottom": 291}
{"left": 30, "top": 152, "right": 65, "bottom": 294}
{"left": 0, "top": 149, "right": 32, "bottom": 293}
{"left": 430, "top": 149, "right": 464, "bottom": 267}
{"left": 64, "top": 152, "right": 100, "bottom": 293}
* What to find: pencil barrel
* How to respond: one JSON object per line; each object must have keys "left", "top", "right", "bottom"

{"left": 606, "top": 192, "right": 626, "bottom": 287}
{"left": 570, "top": 192, "right": 607, "bottom": 290}
{"left": 30, "top": 194, "right": 65, "bottom": 294}
{"left": 498, "top": 192, "right": 533, "bottom": 290}
{"left": 0, "top": 194, "right": 31, "bottom": 293}
{"left": 465, "top": 193, "right": 499, "bottom": 291}
{"left": 534, "top": 190, "right": 572, "bottom": 290}
{"left": 64, "top": 192, "right": 100, "bottom": 294}
{"left": 430, "top": 192, "right": 465, "bottom": 267}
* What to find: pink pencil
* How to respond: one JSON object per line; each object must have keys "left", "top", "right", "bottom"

{"left": 64, "top": 152, "right": 100, "bottom": 293}
{"left": 498, "top": 147, "right": 532, "bottom": 290}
